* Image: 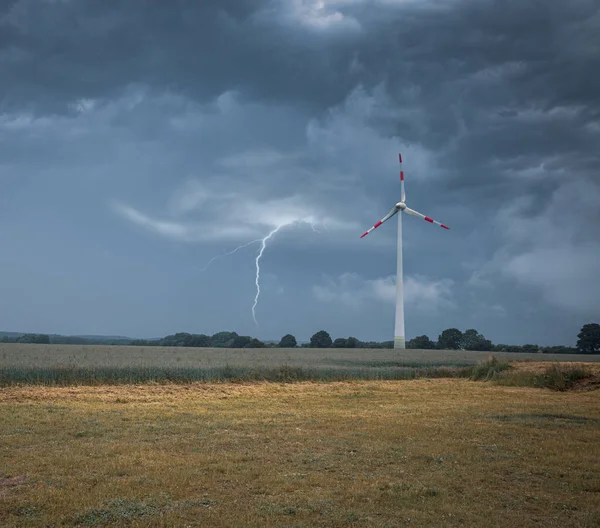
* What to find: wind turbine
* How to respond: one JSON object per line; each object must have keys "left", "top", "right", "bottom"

{"left": 360, "top": 154, "right": 450, "bottom": 349}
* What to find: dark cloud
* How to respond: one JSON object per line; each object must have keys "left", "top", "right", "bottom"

{"left": 0, "top": 0, "right": 598, "bottom": 344}
{"left": 1, "top": 0, "right": 360, "bottom": 114}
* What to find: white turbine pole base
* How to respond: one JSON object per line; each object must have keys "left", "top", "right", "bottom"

{"left": 394, "top": 212, "right": 406, "bottom": 349}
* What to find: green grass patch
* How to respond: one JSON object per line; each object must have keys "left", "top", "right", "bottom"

{"left": 73, "top": 498, "right": 161, "bottom": 526}
{"left": 468, "top": 356, "right": 512, "bottom": 381}
{"left": 330, "top": 359, "right": 474, "bottom": 369}
{"left": 69, "top": 496, "right": 217, "bottom": 526}
{"left": 491, "top": 413, "right": 599, "bottom": 426}
{"left": 4, "top": 357, "right": 590, "bottom": 390}
{"left": 0, "top": 364, "right": 473, "bottom": 386}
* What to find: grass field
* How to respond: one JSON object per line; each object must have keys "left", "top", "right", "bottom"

{"left": 2, "top": 377, "right": 599, "bottom": 527}
{"left": 0, "top": 344, "right": 490, "bottom": 374}
{"left": 2, "top": 343, "right": 599, "bottom": 386}
{"left": 2, "top": 345, "right": 599, "bottom": 526}
{"left": 3, "top": 344, "right": 600, "bottom": 370}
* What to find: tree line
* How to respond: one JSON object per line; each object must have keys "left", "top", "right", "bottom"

{"left": 297, "top": 324, "right": 599, "bottom": 354}
{"left": 2, "top": 323, "right": 599, "bottom": 353}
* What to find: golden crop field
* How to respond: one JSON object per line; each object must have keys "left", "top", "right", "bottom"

{"left": 2, "top": 369, "right": 599, "bottom": 527}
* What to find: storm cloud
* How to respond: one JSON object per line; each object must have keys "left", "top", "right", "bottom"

{"left": 1, "top": 0, "right": 598, "bottom": 345}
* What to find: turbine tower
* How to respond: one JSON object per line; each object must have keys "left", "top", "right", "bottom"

{"left": 360, "top": 154, "right": 450, "bottom": 349}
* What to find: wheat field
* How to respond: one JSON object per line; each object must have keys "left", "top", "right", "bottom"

{"left": 2, "top": 343, "right": 599, "bottom": 369}
{"left": 2, "top": 343, "right": 599, "bottom": 386}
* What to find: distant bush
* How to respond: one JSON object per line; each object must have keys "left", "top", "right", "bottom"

{"left": 16, "top": 333, "right": 50, "bottom": 344}
{"left": 492, "top": 344, "right": 536, "bottom": 353}
{"left": 539, "top": 346, "right": 578, "bottom": 354}
{"left": 358, "top": 340, "right": 394, "bottom": 349}
{"left": 407, "top": 335, "right": 436, "bottom": 349}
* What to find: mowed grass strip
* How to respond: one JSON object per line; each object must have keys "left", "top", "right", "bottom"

{"left": 1, "top": 380, "right": 599, "bottom": 527}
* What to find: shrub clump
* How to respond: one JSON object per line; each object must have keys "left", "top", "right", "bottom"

{"left": 469, "top": 356, "right": 511, "bottom": 381}
{"left": 532, "top": 364, "right": 591, "bottom": 391}
{"left": 495, "top": 363, "right": 593, "bottom": 391}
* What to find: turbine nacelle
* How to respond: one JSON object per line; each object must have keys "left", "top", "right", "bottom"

{"left": 359, "top": 155, "right": 450, "bottom": 239}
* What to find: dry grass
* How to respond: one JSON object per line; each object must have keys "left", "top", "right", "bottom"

{"left": 499, "top": 362, "right": 600, "bottom": 391}
{"left": 509, "top": 362, "right": 600, "bottom": 376}
{"left": 1, "top": 380, "right": 599, "bottom": 527}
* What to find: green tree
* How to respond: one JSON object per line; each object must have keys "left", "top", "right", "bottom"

{"left": 188, "top": 334, "right": 211, "bottom": 347}
{"left": 245, "top": 338, "right": 265, "bottom": 348}
{"left": 540, "top": 346, "right": 577, "bottom": 354}
{"left": 407, "top": 335, "right": 436, "bottom": 349}
{"left": 211, "top": 331, "right": 238, "bottom": 347}
{"left": 232, "top": 335, "right": 253, "bottom": 348}
{"left": 278, "top": 334, "right": 297, "bottom": 348}
{"left": 576, "top": 323, "right": 600, "bottom": 353}
{"left": 345, "top": 336, "right": 359, "bottom": 348}
{"left": 462, "top": 329, "right": 493, "bottom": 351}
{"left": 310, "top": 330, "right": 332, "bottom": 348}
{"left": 332, "top": 338, "right": 347, "bottom": 348}
{"left": 17, "top": 333, "right": 50, "bottom": 344}
{"left": 161, "top": 332, "right": 192, "bottom": 347}
{"left": 437, "top": 328, "right": 464, "bottom": 350}
{"left": 521, "top": 343, "right": 540, "bottom": 354}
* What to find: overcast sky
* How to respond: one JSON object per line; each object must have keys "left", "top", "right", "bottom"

{"left": 1, "top": 0, "right": 599, "bottom": 345}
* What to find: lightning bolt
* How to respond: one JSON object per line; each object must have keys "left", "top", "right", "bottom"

{"left": 199, "top": 219, "right": 321, "bottom": 327}
{"left": 198, "top": 238, "right": 262, "bottom": 272}
{"left": 252, "top": 224, "right": 285, "bottom": 326}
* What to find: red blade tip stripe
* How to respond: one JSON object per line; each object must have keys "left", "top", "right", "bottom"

{"left": 399, "top": 153, "right": 403, "bottom": 163}
{"left": 424, "top": 216, "right": 434, "bottom": 223}
{"left": 360, "top": 232, "right": 368, "bottom": 238}
{"left": 441, "top": 224, "right": 450, "bottom": 230}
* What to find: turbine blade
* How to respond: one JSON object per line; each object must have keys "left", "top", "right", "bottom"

{"left": 399, "top": 153, "right": 406, "bottom": 203}
{"left": 360, "top": 206, "right": 399, "bottom": 238}
{"left": 404, "top": 207, "right": 450, "bottom": 230}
